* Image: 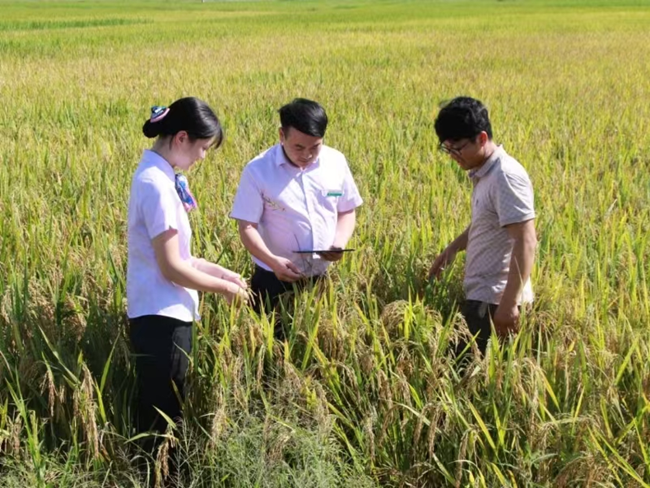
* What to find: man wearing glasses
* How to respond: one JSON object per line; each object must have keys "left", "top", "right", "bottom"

{"left": 428, "top": 97, "right": 537, "bottom": 353}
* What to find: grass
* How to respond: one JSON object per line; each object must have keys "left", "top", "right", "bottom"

{"left": 0, "top": 0, "right": 649, "bottom": 486}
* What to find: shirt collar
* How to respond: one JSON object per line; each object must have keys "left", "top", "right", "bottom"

{"left": 273, "top": 143, "right": 321, "bottom": 170}
{"left": 274, "top": 144, "right": 290, "bottom": 167}
{"left": 142, "top": 149, "right": 175, "bottom": 182}
{"left": 469, "top": 145, "right": 504, "bottom": 181}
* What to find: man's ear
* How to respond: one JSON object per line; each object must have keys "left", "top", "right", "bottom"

{"left": 278, "top": 126, "right": 286, "bottom": 145}
{"left": 478, "top": 131, "right": 489, "bottom": 146}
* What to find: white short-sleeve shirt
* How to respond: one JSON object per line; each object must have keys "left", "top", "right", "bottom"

{"left": 230, "top": 144, "right": 363, "bottom": 276}
{"left": 127, "top": 150, "right": 199, "bottom": 321}
{"left": 465, "top": 146, "right": 536, "bottom": 305}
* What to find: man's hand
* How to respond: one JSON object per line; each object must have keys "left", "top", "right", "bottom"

{"left": 427, "top": 227, "right": 469, "bottom": 282}
{"left": 271, "top": 257, "right": 303, "bottom": 282}
{"left": 318, "top": 246, "right": 344, "bottom": 262}
{"left": 493, "top": 303, "right": 520, "bottom": 338}
{"left": 427, "top": 246, "right": 458, "bottom": 281}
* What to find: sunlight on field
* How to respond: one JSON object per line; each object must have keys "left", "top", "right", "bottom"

{"left": 0, "top": 0, "right": 649, "bottom": 486}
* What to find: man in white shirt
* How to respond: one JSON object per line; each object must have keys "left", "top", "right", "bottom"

{"left": 427, "top": 97, "right": 537, "bottom": 353}
{"left": 231, "top": 98, "right": 363, "bottom": 327}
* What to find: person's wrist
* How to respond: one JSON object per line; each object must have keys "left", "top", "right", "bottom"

{"left": 498, "top": 298, "right": 518, "bottom": 310}
{"left": 268, "top": 255, "right": 281, "bottom": 270}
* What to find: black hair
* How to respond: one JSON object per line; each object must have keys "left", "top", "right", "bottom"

{"left": 142, "top": 96, "right": 224, "bottom": 148}
{"left": 279, "top": 98, "right": 328, "bottom": 138}
{"left": 434, "top": 96, "right": 493, "bottom": 143}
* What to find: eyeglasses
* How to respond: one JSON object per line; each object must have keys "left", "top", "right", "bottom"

{"left": 438, "top": 139, "right": 473, "bottom": 157}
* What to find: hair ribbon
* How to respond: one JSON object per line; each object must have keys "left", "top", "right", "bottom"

{"left": 150, "top": 105, "right": 169, "bottom": 123}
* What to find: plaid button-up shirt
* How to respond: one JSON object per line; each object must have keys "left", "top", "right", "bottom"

{"left": 465, "top": 146, "right": 536, "bottom": 305}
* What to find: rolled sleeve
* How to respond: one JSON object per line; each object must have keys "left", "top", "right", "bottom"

{"left": 337, "top": 162, "right": 363, "bottom": 213}
{"left": 140, "top": 181, "right": 180, "bottom": 240}
{"left": 230, "top": 167, "right": 264, "bottom": 224}
{"left": 494, "top": 171, "right": 535, "bottom": 227}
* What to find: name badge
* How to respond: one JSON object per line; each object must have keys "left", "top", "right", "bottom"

{"left": 323, "top": 189, "right": 344, "bottom": 197}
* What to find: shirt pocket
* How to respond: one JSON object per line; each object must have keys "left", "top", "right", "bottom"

{"left": 316, "top": 187, "right": 344, "bottom": 213}
{"left": 472, "top": 187, "right": 498, "bottom": 223}
{"left": 320, "top": 188, "right": 345, "bottom": 198}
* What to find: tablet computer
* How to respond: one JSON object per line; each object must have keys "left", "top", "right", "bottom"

{"left": 293, "top": 249, "right": 355, "bottom": 254}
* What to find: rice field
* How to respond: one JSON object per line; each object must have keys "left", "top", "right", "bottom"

{"left": 0, "top": 0, "right": 649, "bottom": 486}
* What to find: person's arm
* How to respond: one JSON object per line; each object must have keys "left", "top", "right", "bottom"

{"left": 427, "top": 226, "right": 470, "bottom": 280}
{"left": 152, "top": 230, "right": 248, "bottom": 303}
{"left": 321, "top": 156, "right": 363, "bottom": 262}
{"left": 237, "top": 220, "right": 302, "bottom": 282}
{"left": 190, "top": 259, "right": 247, "bottom": 289}
{"left": 230, "top": 166, "right": 301, "bottom": 282}
{"left": 319, "top": 209, "right": 356, "bottom": 262}
{"left": 493, "top": 219, "right": 536, "bottom": 336}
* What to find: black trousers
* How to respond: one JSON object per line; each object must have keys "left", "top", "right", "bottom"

{"left": 129, "top": 315, "right": 192, "bottom": 447}
{"left": 458, "top": 300, "right": 524, "bottom": 355}
{"left": 250, "top": 265, "right": 323, "bottom": 337}
{"left": 459, "top": 300, "right": 499, "bottom": 354}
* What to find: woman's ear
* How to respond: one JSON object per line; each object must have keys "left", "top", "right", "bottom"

{"left": 173, "top": 130, "right": 189, "bottom": 147}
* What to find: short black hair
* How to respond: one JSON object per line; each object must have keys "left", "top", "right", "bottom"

{"left": 279, "top": 98, "right": 328, "bottom": 138}
{"left": 434, "top": 97, "right": 493, "bottom": 143}
{"left": 142, "top": 96, "right": 224, "bottom": 148}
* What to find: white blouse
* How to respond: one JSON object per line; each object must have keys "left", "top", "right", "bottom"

{"left": 127, "top": 150, "right": 199, "bottom": 322}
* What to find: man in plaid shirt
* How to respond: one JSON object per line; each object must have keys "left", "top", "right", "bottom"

{"left": 428, "top": 97, "right": 537, "bottom": 353}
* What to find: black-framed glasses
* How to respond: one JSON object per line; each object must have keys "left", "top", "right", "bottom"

{"left": 438, "top": 139, "right": 473, "bottom": 156}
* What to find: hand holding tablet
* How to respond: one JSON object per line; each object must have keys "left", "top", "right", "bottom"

{"left": 294, "top": 247, "right": 355, "bottom": 262}
{"left": 293, "top": 249, "right": 355, "bottom": 254}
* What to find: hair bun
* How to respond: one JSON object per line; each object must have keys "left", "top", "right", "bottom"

{"left": 140, "top": 97, "right": 222, "bottom": 146}
{"left": 142, "top": 120, "right": 159, "bottom": 138}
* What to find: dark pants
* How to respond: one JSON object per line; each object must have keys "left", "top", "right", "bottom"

{"left": 129, "top": 315, "right": 192, "bottom": 451}
{"left": 250, "top": 265, "right": 323, "bottom": 338}
{"left": 459, "top": 300, "right": 498, "bottom": 354}
{"left": 457, "top": 300, "right": 524, "bottom": 355}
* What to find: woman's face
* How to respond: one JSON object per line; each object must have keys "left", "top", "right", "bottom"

{"left": 172, "top": 132, "right": 215, "bottom": 171}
